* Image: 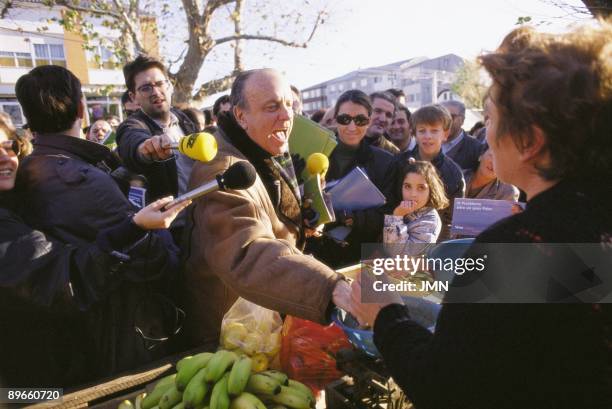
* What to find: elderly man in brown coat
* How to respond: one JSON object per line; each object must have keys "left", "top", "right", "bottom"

{"left": 182, "top": 69, "right": 353, "bottom": 345}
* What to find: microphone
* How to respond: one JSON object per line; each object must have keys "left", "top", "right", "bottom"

{"left": 164, "top": 161, "right": 257, "bottom": 208}
{"left": 166, "top": 132, "right": 218, "bottom": 162}
{"left": 306, "top": 152, "right": 329, "bottom": 177}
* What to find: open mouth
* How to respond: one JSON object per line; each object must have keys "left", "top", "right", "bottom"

{"left": 0, "top": 168, "right": 15, "bottom": 177}
{"left": 270, "top": 129, "right": 288, "bottom": 143}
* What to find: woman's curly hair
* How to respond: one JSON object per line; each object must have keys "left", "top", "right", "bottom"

{"left": 479, "top": 19, "right": 612, "bottom": 182}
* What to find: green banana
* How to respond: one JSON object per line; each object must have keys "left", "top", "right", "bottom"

{"left": 171, "top": 404, "right": 185, "bottom": 409}
{"left": 269, "top": 386, "right": 312, "bottom": 409}
{"left": 269, "top": 406, "right": 288, "bottom": 409}
{"left": 176, "top": 356, "right": 193, "bottom": 372}
{"left": 210, "top": 373, "right": 230, "bottom": 409}
{"left": 229, "top": 392, "right": 267, "bottom": 409}
{"left": 182, "top": 367, "right": 209, "bottom": 409}
{"left": 287, "top": 380, "right": 314, "bottom": 402}
{"left": 142, "top": 383, "right": 173, "bottom": 409}
{"left": 227, "top": 356, "right": 252, "bottom": 396}
{"left": 205, "top": 350, "right": 238, "bottom": 383}
{"left": 260, "top": 371, "right": 288, "bottom": 386}
{"left": 176, "top": 352, "right": 214, "bottom": 391}
{"left": 135, "top": 392, "right": 147, "bottom": 409}
{"left": 159, "top": 385, "right": 183, "bottom": 409}
{"left": 155, "top": 374, "right": 177, "bottom": 390}
{"left": 245, "top": 373, "right": 281, "bottom": 395}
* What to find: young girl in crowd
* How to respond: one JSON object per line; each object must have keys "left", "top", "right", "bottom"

{"left": 384, "top": 158, "right": 449, "bottom": 254}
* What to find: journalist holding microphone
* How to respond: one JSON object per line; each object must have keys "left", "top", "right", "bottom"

{"left": 116, "top": 55, "right": 198, "bottom": 239}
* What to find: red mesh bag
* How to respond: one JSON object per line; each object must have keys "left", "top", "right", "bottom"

{"left": 280, "top": 316, "right": 351, "bottom": 391}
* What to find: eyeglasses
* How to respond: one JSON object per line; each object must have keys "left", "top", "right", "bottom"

{"left": 136, "top": 79, "right": 171, "bottom": 95}
{"left": 0, "top": 140, "right": 20, "bottom": 157}
{"left": 336, "top": 113, "right": 370, "bottom": 127}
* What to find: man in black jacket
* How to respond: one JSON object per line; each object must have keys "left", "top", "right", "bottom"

{"left": 440, "top": 100, "right": 483, "bottom": 170}
{"left": 13, "top": 65, "right": 184, "bottom": 388}
{"left": 116, "top": 55, "right": 197, "bottom": 210}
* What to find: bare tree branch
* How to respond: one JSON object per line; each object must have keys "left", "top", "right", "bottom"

{"left": 1, "top": 0, "right": 13, "bottom": 19}
{"left": 193, "top": 74, "right": 236, "bottom": 101}
{"left": 54, "top": 0, "right": 122, "bottom": 20}
{"left": 111, "top": 0, "right": 146, "bottom": 53}
{"left": 167, "top": 46, "right": 188, "bottom": 72}
{"left": 214, "top": 9, "right": 325, "bottom": 48}
{"left": 233, "top": 0, "right": 244, "bottom": 73}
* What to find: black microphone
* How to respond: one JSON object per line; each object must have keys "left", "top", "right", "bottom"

{"left": 164, "top": 161, "right": 256, "bottom": 208}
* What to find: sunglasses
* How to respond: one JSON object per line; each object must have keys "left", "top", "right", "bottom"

{"left": 0, "top": 140, "right": 20, "bottom": 157}
{"left": 336, "top": 114, "right": 370, "bottom": 127}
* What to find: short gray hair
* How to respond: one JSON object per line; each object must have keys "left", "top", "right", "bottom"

{"left": 440, "top": 100, "right": 466, "bottom": 116}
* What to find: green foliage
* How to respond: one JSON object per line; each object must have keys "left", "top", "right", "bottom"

{"left": 450, "top": 59, "right": 488, "bottom": 109}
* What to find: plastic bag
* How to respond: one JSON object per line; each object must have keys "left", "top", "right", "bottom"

{"left": 280, "top": 316, "right": 351, "bottom": 390}
{"left": 220, "top": 298, "right": 283, "bottom": 371}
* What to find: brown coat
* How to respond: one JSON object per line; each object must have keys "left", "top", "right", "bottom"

{"left": 182, "top": 114, "right": 341, "bottom": 345}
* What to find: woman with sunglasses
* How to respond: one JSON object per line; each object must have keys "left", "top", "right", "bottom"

{"left": 310, "top": 90, "right": 396, "bottom": 268}
{"left": 0, "top": 116, "right": 192, "bottom": 387}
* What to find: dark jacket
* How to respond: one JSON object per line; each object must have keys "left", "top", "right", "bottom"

{"left": 397, "top": 148, "right": 465, "bottom": 240}
{"left": 445, "top": 130, "right": 483, "bottom": 170}
{"left": 373, "top": 179, "right": 612, "bottom": 409}
{"left": 12, "top": 134, "right": 181, "bottom": 388}
{"left": 116, "top": 108, "right": 197, "bottom": 201}
{"left": 365, "top": 133, "right": 400, "bottom": 155}
{"left": 311, "top": 140, "right": 395, "bottom": 267}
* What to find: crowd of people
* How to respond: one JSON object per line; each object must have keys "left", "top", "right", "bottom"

{"left": 0, "top": 19, "right": 610, "bottom": 409}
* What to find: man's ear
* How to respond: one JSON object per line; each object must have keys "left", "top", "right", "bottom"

{"left": 442, "top": 128, "right": 450, "bottom": 142}
{"left": 233, "top": 105, "right": 247, "bottom": 130}
{"left": 518, "top": 125, "right": 548, "bottom": 163}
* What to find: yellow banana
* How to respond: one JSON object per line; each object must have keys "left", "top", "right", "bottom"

{"left": 210, "top": 373, "right": 230, "bottom": 409}
{"left": 142, "top": 383, "right": 172, "bottom": 409}
{"left": 269, "top": 386, "right": 312, "bottom": 409}
{"left": 229, "top": 392, "right": 267, "bottom": 409}
{"left": 182, "top": 367, "right": 209, "bottom": 409}
{"left": 205, "top": 350, "right": 238, "bottom": 383}
{"left": 260, "top": 370, "right": 288, "bottom": 386}
{"left": 176, "top": 352, "right": 214, "bottom": 391}
{"left": 159, "top": 385, "right": 183, "bottom": 409}
{"left": 245, "top": 373, "right": 281, "bottom": 395}
{"left": 118, "top": 400, "right": 134, "bottom": 409}
{"left": 227, "top": 355, "right": 252, "bottom": 396}
{"left": 135, "top": 392, "right": 147, "bottom": 409}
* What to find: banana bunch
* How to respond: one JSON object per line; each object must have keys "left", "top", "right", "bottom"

{"left": 120, "top": 349, "right": 315, "bottom": 409}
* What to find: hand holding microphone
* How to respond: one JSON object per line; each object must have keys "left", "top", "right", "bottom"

{"left": 163, "top": 161, "right": 257, "bottom": 209}
{"left": 138, "top": 132, "right": 218, "bottom": 163}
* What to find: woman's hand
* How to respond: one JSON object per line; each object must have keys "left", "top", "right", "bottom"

{"left": 393, "top": 200, "right": 416, "bottom": 217}
{"left": 132, "top": 196, "right": 192, "bottom": 230}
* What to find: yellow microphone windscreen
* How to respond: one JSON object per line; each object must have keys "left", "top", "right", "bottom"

{"left": 306, "top": 152, "right": 329, "bottom": 176}
{"left": 178, "top": 132, "right": 218, "bottom": 162}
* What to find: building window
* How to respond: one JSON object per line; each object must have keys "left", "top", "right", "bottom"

{"left": 351, "top": 81, "right": 356, "bottom": 88}
{"left": 330, "top": 84, "right": 336, "bottom": 91}
{"left": 374, "top": 76, "right": 381, "bottom": 83}
{"left": 338, "top": 83, "right": 344, "bottom": 91}
{"left": 0, "top": 103, "right": 25, "bottom": 126}
{"left": 88, "top": 45, "right": 118, "bottom": 70}
{"left": 34, "top": 44, "right": 66, "bottom": 67}
{"left": 0, "top": 51, "right": 33, "bottom": 67}
{"left": 360, "top": 78, "right": 367, "bottom": 87}
{"left": 303, "top": 91, "right": 309, "bottom": 99}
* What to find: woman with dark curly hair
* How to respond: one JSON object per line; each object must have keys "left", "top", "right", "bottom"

{"left": 349, "top": 20, "right": 612, "bottom": 409}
